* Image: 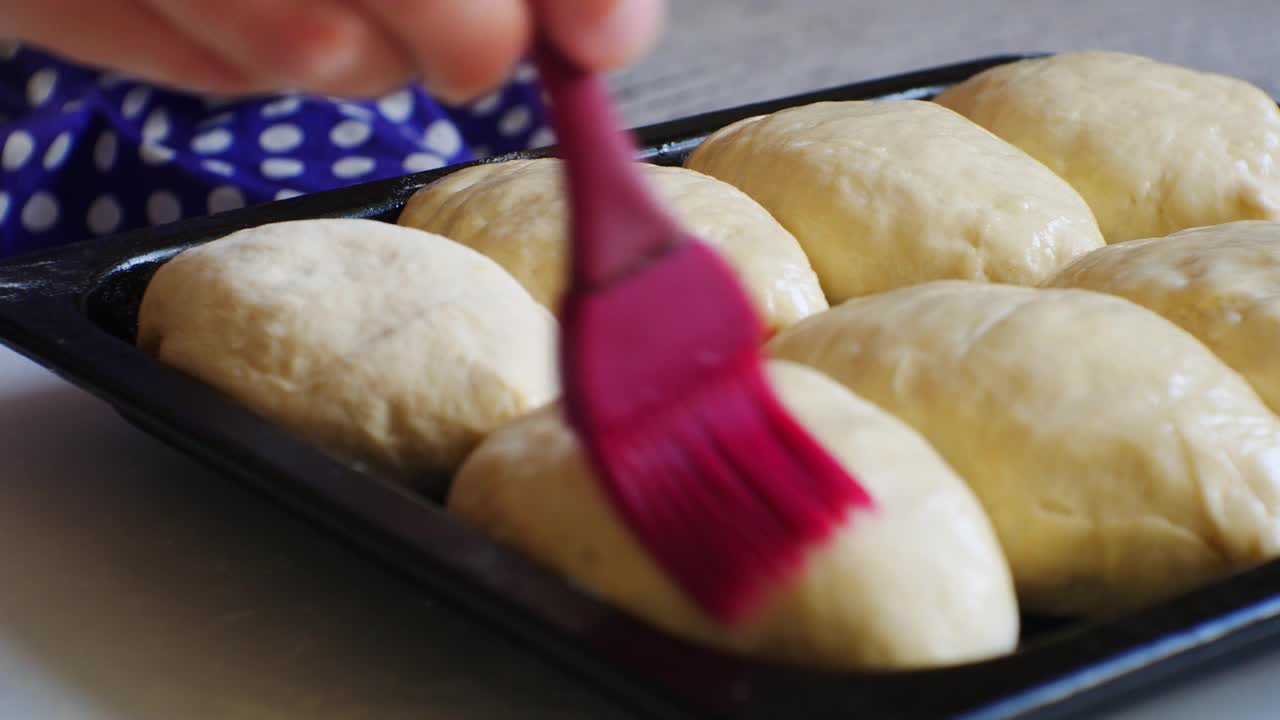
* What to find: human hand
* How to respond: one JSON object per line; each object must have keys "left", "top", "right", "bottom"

{"left": 6, "top": 0, "right": 665, "bottom": 101}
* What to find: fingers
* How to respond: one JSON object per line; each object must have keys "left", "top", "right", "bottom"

{"left": 5, "top": 0, "right": 666, "bottom": 101}
{"left": 137, "top": 0, "right": 417, "bottom": 98}
{"left": 538, "top": 0, "right": 666, "bottom": 71}
{"left": 358, "top": 0, "right": 666, "bottom": 103}
{"left": 356, "top": 0, "right": 532, "bottom": 104}
{"left": 9, "top": 0, "right": 255, "bottom": 95}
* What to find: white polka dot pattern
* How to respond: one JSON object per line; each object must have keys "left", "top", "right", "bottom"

{"left": 3, "top": 130, "right": 35, "bottom": 170}
{"left": 330, "top": 120, "right": 372, "bottom": 148}
{"left": 201, "top": 159, "right": 236, "bottom": 177}
{"left": 526, "top": 127, "right": 556, "bottom": 149}
{"left": 336, "top": 102, "right": 373, "bottom": 119}
{"left": 262, "top": 96, "right": 302, "bottom": 118}
{"left": 470, "top": 92, "right": 502, "bottom": 115}
{"left": 513, "top": 63, "right": 538, "bottom": 83}
{"left": 378, "top": 91, "right": 413, "bottom": 122}
{"left": 87, "top": 195, "right": 123, "bottom": 235}
{"left": 43, "top": 131, "right": 72, "bottom": 170}
{"left": 147, "top": 191, "right": 181, "bottom": 226}
{"left": 208, "top": 185, "right": 245, "bottom": 214}
{"left": 142, "top": 108, "right": 170, "bottom": 143}
{"left": 0, "top": 54, "right": 551, "bottom": 251}
{"left": 422, "top": 119, "right": 462, "bottom": 157}
{"left": 403, "top": 152, "right": 445, "bottom": 173}
{"left": 260, "top": 123, "right": 304, "bottom": 153}
{"left": 499, "top": 106, "right": 532, "bottom": 137}
{"left": 139, "top": 143, "right": 175, "bottom": 166}
{"left": 21, "top": 192, "right": 59, "bottom": 233}
{"left": 191, "top": 128, "right": 234, "bottom": 155}
{"left": 27, "top": 68, "right": 57, "bottom": 106}
{"left": 262, "top": 158, "right": 305, "bottom": 179}
{"left": 94, "top": 131, "right": 118, "bottom": 171}
{"left": 121, "top": 87, "right": 149, "bottom": 118}
{"left": 333, "top": 156, "right": 375, "bottom": 179}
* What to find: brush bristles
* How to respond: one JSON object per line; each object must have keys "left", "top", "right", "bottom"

{"left": 579, "top": 360, "right": 875, "bottom": 626}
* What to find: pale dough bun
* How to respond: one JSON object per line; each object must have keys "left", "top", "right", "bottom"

{"left": 1046, "top": 220, "right": 1280, "bottom": 414}
{"left": 682, "top": 99, "right": 1104, "bottom": 303}
{"left": 767, "top": 281, "right": 1280, "bottom": 616}
{"left": 935, "top": 51, "right": 1280, "bottom": 243}
{"left": 448, "top": 360, "right": 1019, "bottom": 670}
{"left": 137, "top": 219, "right": 560, "bottom": 491}
{"left": 397, "top": 158, "right": 828, "bottom": 332}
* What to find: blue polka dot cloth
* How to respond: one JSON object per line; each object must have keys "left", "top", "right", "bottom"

{"left": 0, "top": 41, "right": 555, "bottom": 258}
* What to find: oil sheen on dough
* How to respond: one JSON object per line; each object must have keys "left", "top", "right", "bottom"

{"left": 768, "top": 281, "right": 1280, "bottom": 616}
{"left": 936, "top": 51, "right": 1280, "bottom": 243}
{"left": 449, "top": 360, "right": 1019, "bottom": 670}
{"left": 137, "top": 218, "right": 560, "bottom": 491}
{"left": 398, "top": 158, "right": 828, "bottom": 332}
{"left": 684, "top": 99, "right": 1104, "bottom": 302}
{"left": 1046, "top": 220, "right": 1280, "bottom": 414}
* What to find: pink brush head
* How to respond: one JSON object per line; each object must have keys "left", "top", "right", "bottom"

{"left": 534, "top": 40, "right": 876, "bottom": 625}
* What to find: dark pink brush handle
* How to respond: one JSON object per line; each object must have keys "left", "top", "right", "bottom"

{"left": 533, "top": 42, "right": 684, "bottom": 289}
{"left": 531, "top": 32, "right": 878, "bottom": 625}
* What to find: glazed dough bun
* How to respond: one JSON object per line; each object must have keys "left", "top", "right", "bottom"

{"left": 935, "top": 51, "right": 1280, "bottom": 243}
{"left": 683, "top": 99, "right": 1104, "bottom": 303}
{"left": 449, "top": 360, "right": 1019, "bottom": 671}
{"left": 137, "top": 219, "right": 560, "bottom": 491}
{"left": 398, "top": 158, "right": 828, "bottom": 332}
{"left": 767, "top": 281, "right": 1280, "bottom": 616}
{"left": 1046, "top": 220, "right": 1280, "bottom": 414}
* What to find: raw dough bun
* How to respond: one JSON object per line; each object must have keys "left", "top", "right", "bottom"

{"left": 137, "top": 218, "right": 560, "bottom": 490}
{"left": 398, "top": 158, "right": 828, "bottom": 332}
{"left": 683, "top": 99, "right": 1104, "bottom": 302}
{"left": 448, "top": 360, "right": 1019, "bottom": 670}
{"left": 767, "top": 281, "right": 1280, "bottom": 616}
{"left": 934, "top": 51, "right": 1280, "bottom": 243}
{"left": 1046, "top": 220, "right": 1280, "bottom": 413}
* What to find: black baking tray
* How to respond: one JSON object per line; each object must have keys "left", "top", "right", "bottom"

{"left": 4, "top": 53, "right": 1280, "bottom": 719}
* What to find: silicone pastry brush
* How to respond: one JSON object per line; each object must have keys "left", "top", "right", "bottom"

{"left": 532, "top": 38, "right": 877, "bottom": 625}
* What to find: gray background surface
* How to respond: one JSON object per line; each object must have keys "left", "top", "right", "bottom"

{"left": 613, "top": 1, "right": 1276, "bottom": 126}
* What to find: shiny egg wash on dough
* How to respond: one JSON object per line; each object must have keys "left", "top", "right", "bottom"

{"left": 136, "top": 218, "right": 560, "bottom": 495}
{"left": 768, "top": 280, "right": 1280, "bottom": 617}
{"left": 449, "top": 360, "right": 1019, "bottom": 671}
{"left": 398, "top": 157, "right": 828, "bottom": 333}
{"left": 684, "top": 98, "right": 1105, "bottom": 303}
{"left": 131, "top": 50, "right": 1280, "bottom": 670}
{"left": 935, "top": 51, "right": 1280, "bottom": 243}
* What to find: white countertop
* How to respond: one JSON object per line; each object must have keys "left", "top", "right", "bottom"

{"left": 3, "top": 333, "right": 1280, "bottom": 719}
{"left": 0, "top": 347, "right": 624, "bottom": 719}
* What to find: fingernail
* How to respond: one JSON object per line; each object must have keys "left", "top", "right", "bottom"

{"left": 278, "top": 6, "right": 365, "bottom": 86}
{"left": 575, "top": 0, "right": 665, "bottom": 69}
{"left": 423, "top": 75, "right": 489, "bottom": 106}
